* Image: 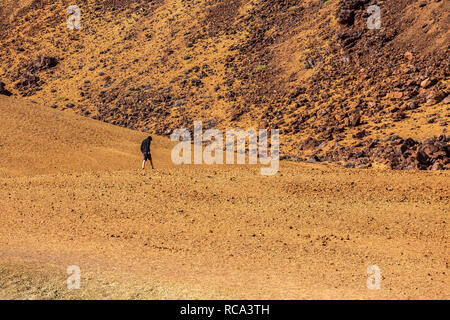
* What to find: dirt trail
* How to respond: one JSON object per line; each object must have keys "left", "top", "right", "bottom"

{"left": 0, "top": 97, "right": 448, "bottom": 299}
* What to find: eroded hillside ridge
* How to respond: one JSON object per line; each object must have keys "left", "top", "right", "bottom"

{"left": 0, "top": 0, "right": 449, "bottom": 169}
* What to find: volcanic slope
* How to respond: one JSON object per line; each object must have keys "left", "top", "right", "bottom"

{"left": 0, "top": 97, "right": 449, "bottom": 299}
{"left": 0, "top": 0, "right": 448, "bottom": 166}
{"left": 0, "top": 95, "right": 173, "bottom": 177}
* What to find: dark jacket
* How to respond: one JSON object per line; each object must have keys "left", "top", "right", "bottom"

{"left": 141, "top": 138, "right": 151, "bottom": 153}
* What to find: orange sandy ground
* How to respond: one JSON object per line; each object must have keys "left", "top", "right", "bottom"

{"left": 0, "top": 97, "right": 448, "bottom": 299}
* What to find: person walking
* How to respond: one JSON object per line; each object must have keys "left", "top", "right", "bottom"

{"left": 141, "top": 136, "right": 154, "bottom": 170}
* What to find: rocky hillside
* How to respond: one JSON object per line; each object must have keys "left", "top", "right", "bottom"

{"left": 0, "top": 0, "right": 449, "bottom": 169}
{"left": 0, "top": 95, "right": 173, "bottom": 177}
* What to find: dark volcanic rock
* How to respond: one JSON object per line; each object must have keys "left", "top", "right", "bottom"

{"left": 0, "top": 81, "right": 12, "bottom": 96}
{"left": 322, "top": 134, "right": 449, "bottom": 170}
{"left": 337, "top": 0, "right": 370, "bottom": 26}
{"left": 15, "top": 72, "right": 40, "bottom": 92}
{"left": 300, "top": 137, "right": 320, "bottom": 150}
{"left": 30, "top": 56, "right": 58, "bottom": 72}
